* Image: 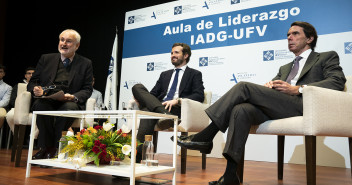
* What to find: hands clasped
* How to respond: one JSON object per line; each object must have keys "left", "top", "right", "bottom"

{"left": 264, "top": 80, "right": 300, "bottom": 95}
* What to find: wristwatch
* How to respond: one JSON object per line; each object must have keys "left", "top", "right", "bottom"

{"left": 298, "top": 85, "right": 306, "bottom": 94}
{"left": 73, "top": 96, "right": 79, "bottom": 103}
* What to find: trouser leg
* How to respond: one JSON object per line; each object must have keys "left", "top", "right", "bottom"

{"left": 223, "top": 103, "right": 270, "bottom": 163}
{"left": 54, "top": 102, "right": 80, "bottom": 148}
{"left": 132, "top": 84, "right": 164, "bottom": 111}
{"left": 32, "top": 99, "right": 56, "bottom": 148}
{"left": 205, "top": 81, "right": 303, "bottom": 132}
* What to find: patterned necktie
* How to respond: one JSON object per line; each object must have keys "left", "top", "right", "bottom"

{"left": 286, "top": 56, "right": 302, "bottom": 84}
{"left": 63, "top": 58, "right": 70, "bottom": 68}
{"left": 164, "top": 69, "right": 181, "bottom": 101}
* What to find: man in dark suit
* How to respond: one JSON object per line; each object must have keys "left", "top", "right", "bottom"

{"left": 176, "top": 22, "right": 346, "bottom": 185}
{"left": 132, "top": 43, "right": 204, "bottom": 162}
{"left": 28, "top": 29, "right": 93, "bottom": 159}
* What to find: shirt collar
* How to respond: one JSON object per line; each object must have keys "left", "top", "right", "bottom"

{"left": 298, "top": 49, "right": 312, "bottom": 59}
{"left": 61, "top": 54, "right": 75, "bottom": 63}
{"left": 175, "top": 65, "right": 187, "bottom": 71}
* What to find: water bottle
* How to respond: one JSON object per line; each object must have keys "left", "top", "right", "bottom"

{"left": 58, "top": 131, "right": 68, "bottom": 160}
{"left": 141, "top": 135, "right": 158, "bottom": 166}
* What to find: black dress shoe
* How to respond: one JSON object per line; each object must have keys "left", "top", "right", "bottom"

{"left": 45, "top": 147, "right": 57, "bottom": 159}
{"left": 171, "top": 134, "right": 213, "bottom": 154}
{"left": 32, "top": 148, "right": 47, "bottom": 160}
{"left": 209, "top": 175, "right": 240, "bottom": 185}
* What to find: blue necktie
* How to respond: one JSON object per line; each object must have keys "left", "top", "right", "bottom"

{"left": 286, "top": 56, "right": 302, "bottom": 84}
{"left": 63, "top": 58, "right": 70, "bottom": 68}
{"left": 164, "top": 69, "right": 181, "bottom": 101}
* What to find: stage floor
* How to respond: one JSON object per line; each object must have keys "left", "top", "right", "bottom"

{"left": 0, "top": 149, "right": 351, "bottom": 185}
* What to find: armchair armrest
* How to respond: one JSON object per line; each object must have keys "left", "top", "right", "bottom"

{"left": 85, "top": 98, "right": 96, "bottom": 126}
{"left": 180, "top": 98, "right": 210, "bottom": 132}
{"left": 303, "top": 86, "right": 352, "bottom": 136}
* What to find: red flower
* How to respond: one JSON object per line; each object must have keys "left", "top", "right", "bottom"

{"left": 98, "top": 136, "right": 105, "bottom": 140}
{"left": 122, "top": 133, "right": 128, "bottom": 137}
{"left": 80, "top": 129, "right": 86, "bottom": 135}
{"left": 94, "top": 125, "right": 102, "bottom": 130}
{"left": 92, "top": 146, "right": 100, "bottom": 154}
{"left": 100, "top": 144, "right": 106, "bottom": 150}
{"left": 116, "top": 129, "right": 122, "bottom": 135}
{"left": 94, "top": 140, "right": 101, "bottom": 146}
{"left": 99, "top": 150, "right": 107, "bottom": 158}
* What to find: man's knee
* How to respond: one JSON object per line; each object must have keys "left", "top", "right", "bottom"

{"left": 59, "top": 102, "right": 79, "bottom": 110}
{"left": 132, "top": 83, "right": 147, "bottom": 95}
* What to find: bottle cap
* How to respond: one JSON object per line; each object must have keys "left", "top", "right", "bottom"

{"left": 145, "top": 135, "right": 152, "bottom": 141}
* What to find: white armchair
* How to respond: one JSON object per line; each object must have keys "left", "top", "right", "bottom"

{"left": 238, "top": 76, "right": 352, "bottom": 185}
{"left": 7, "top": 83, "right": 96, "bottom": 167}
{"left": 128, "top": 91, "right": 212, "bottom": 174}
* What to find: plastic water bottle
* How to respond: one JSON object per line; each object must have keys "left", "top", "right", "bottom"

{"left": 141, "top": 135, "right": 158, "bottom": 166}
{"left": 58, "top": 131, "right": 68, "bottom": 160}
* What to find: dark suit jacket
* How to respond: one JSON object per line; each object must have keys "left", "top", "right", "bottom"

{"left": 27, "top": 53, "right": 93, "bottom": 109}
{"left": 273, "top": 51, "right": 346, "bottom": 91}
{"left": 150, "top": 66, "right": 204, "bottom": 103}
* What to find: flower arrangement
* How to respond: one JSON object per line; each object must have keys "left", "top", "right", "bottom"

{"left": 60, "top": 121, "right": 139, "bottom": 167}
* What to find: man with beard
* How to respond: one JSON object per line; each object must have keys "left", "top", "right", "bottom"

{"left": 131, "top": 43, "right": 204, "bottom": 162}
{"left": 28, "top": 29, "right": 93, "bottom": 160}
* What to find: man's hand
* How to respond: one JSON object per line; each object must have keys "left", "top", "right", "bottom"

{"left": 64, "top": 93, "right": 75, "bottom": 101}
{"left": 270, "top": 80, "right": 300, "bottom": 95}
{"left": 264, "top": 81, "right": 274, "bottom": 88}
{"left": 33, "top": 86, "right": 44, "bottom": 97}
{"left": 162, "top": 99, "right": 179, "bottom": 112}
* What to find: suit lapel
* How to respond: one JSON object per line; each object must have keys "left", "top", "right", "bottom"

{"left": 298, "top": 52, "right": 319, "bottom": 80}
{"left": 49, "top": 54, "right": 61, "bottom": 83}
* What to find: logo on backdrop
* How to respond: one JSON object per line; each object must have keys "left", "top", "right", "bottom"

{"left": 263, "top": 50, "right": 294, "bottom": 61}
{"left": 231, "top": 0, "right": 241, "bottom": 5}
{"left": 174, "top": 6, "right": 182, "bottom": 15}
{"left": 128, "top": 16, "right": 135, "bottom": 24}
{"left": 147, "top": 62, "right": 155, "bottom": 71}
{"left": 124, "top": 80, "right": 141, "bottom": 90}
{"left": 124, "top": 81, "right": 128, "bottom": 89}
{"left": 151, "top": 12, "right": 156, "bottom": 19}
{"left": 231, "top": 72, "right": 257, "bottom": 83}
{"left": 199, "top": 56, "right": 225, "bottom": 67}
{"left": 202, "top": 2, "right": 209, "bottom": 9}
{"left": 199, "top": 57, "right": 209, "bottom": 66}
{"left": 263, "top": 50, "right": 274, "bottom": 61}
{"left": 230, "top": 74, "right": 238, "bottom": 83}
{"left": 345, "top": 42, "right": 352, "bottom": 54}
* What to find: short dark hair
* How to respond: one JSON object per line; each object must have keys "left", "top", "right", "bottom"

{"left": 291, "top": 21, "right": 318, "bottom": 50}
{"left": 25, "top": 67, "right": 35, "bottom": 74}
{"left": 0, "top": 65, "right": 6, "bottom": 72}
{"left": 172, "top": 43, "right": 192, "bottom": 63}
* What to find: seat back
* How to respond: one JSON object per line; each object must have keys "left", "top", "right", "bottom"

{"left": 17, "top": 83, "right": 27, "bottom": 96}
{"left": 203, "top": 91, "right": 212, "bottom": 105}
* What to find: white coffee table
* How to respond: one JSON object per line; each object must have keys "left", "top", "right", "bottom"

{"left": 26, "top": 110, "right": 178, "bottom": 185}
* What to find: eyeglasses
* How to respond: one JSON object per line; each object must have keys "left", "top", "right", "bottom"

{"left": 42, "top": 85, "right": 56, "bottom": 91}
{"left": 41, "top": 79, "right": 56, "bottom": 92}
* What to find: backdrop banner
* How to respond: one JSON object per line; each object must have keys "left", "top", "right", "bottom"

{"left": 120, "top": 0, "right": 352, "bottom": 168}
